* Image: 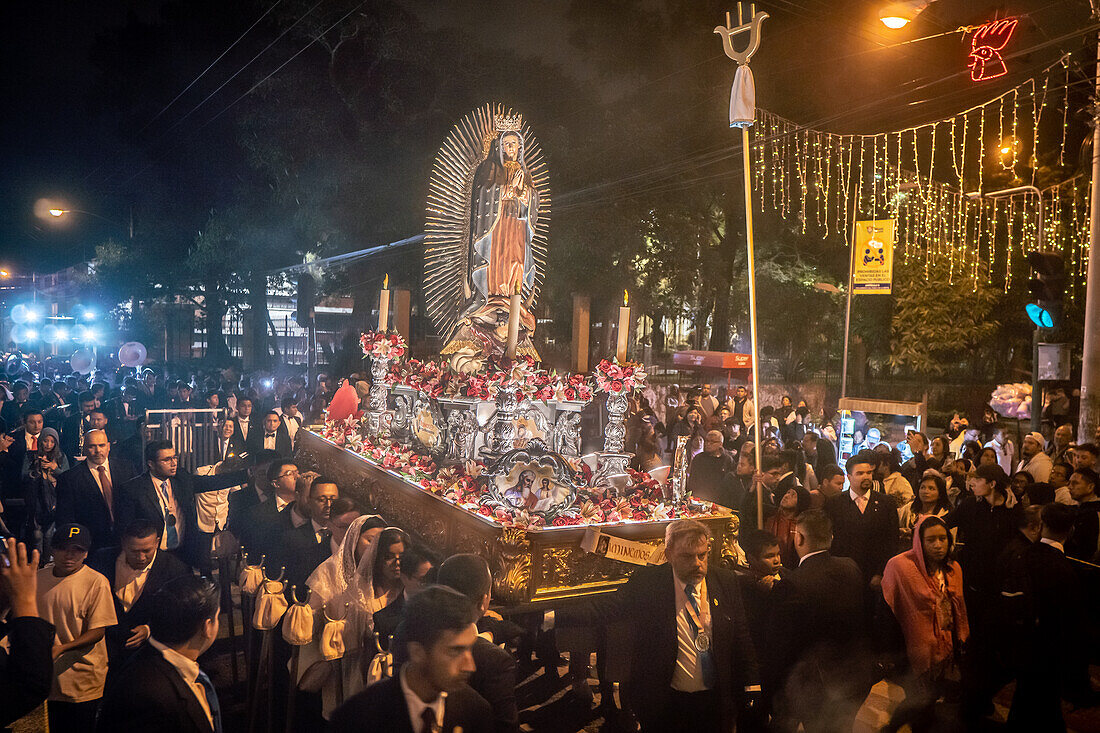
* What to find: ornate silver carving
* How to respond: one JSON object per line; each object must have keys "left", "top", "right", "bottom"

{"left": 549, "top": 412, "right": 582, "bottom": 457}
{"left": 411, "top": 396, "right": 448, "bottom": 455}
{"left": 446, "top": 407, "right": 478, "bottom": 462}
{"left": 603, "top": 391, "right": 629, "bottom": 453}
{"left": 390, "top": 391, "right": 413, "bottom": 444}
{"left": 480, "top": 443, "right": 583, "bottom": 519}
{"left": 366, "top": 356, "right": 391, "bottom": 438}
{"left": 490, "top": 388, "right": 519, "bottom": 455}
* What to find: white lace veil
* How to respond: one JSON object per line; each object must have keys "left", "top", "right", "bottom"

{"left": 307, "top": 513, "right": 383, "bottom": 620}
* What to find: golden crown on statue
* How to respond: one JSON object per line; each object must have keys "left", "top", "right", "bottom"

{"left": 495, "top": 114, "right": 523, "bottom": 133}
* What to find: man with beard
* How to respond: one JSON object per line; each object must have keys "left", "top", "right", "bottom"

{"left": 727, "top": 386, "right": 754, "bottom": 435}
{"left": 824, "top": 451, "right": 898, "bottom": 605}
{"left": 1016, "top": 431, "right": 1053, "bottom": 483}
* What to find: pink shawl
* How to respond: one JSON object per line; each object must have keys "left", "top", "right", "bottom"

{"left": 881, "top": 515, "right": 969, "bottom": 675}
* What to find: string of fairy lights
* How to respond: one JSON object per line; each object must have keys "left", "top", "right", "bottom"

{"left": 748, "top": 52, "right": 1091, "bottom": 300}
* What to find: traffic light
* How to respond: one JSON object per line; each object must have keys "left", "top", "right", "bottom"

{"left": 1026, "top": 252, "right": 1065, "bottom": 328}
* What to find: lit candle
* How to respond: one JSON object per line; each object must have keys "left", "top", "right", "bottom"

{"left": 378, "top": 274, "right": 390, "bottom": 332}
{"left": 505, "top": 282, "right": 522, "bottom": 361}
{"left": 617, "top": 290, "right": 630, "bottom": 363}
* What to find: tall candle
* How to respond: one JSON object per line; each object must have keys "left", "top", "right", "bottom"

{"left": 616, "top": 290, "right": 630, "bottom": 363}
{"left": 505, "top": 282, "right": 522, "bottom": 361}
{"left": 378, "top": 274, "right": 390, "bottom": 332}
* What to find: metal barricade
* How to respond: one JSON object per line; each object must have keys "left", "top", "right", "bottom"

{"left": 142, "top": 408, "right": 226, "bottom": 472}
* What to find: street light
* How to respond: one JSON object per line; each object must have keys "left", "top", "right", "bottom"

{"left": 878, "top": 0, "right": 932, "bottom": 28}
{"left": 35, "top": 198, "right": 133, "bottom": 240}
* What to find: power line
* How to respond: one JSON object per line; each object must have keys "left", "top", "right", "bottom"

{"left": 157, "top": 0, "right": 324, "bottom": 138}
{"left": 140, "top": 0, "right": 286, "bottom": 132}
{"left": 198, "top": 0, "right": 369, "bottom": 131}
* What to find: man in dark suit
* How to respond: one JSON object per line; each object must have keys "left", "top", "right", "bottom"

{"left": 773, "top": 509, "right": 871, "bottom": 733}
{"left": 59, "top": 391, "right": 98, "bottom": 463}
{"left": 374, "top": 545, "right": 439, "bottom": 648}
{"left": 239, "top": 458, "right": 301, "bottom": 561}
{"left": 55, "top": 429, "right": 135, "bottom": 551}
{"left": 434, "top": 554, "right": 519, "bottom": 733}
{"left": 225, "top": 450, "right": 280, "bottom": 557}
{"left": 96, "top": 575, "right": 223, "bottom": 733}
{"left": 824, "top": 450, "right": 899, "bottom": 593}
{"left": 230, "top": 396, "right": 258, "bottom": 454}
{"left": 4, "top": 407, "right": 45, "bottom": 475}
{"left": 1006, "top": 502, "right": 1097, "bottom": 728}
{"left": 257, "top": 410, "right": 293, "bottom": 458}
{"left": 1066, "top": 467, "right": 1100, "bottom": 562}
{"left": 558, "top": 519, "right": 760, "bottom": 733}
{"left": 116, "top": 439, "right": 249, "bottom": 572}
{"left": 277, "top": 475, "right": 338, "bottom": 590}
{"left": 331, "top": 586, "right": 492, "bottom": 733}
{"left": 87, "top": 518, "right": 191, "bottom": 666}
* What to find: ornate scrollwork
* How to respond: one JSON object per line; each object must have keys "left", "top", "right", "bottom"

{"left": 366, "top": 356, "right": 392, "bottom": 438}
{"left": 492, "top": 527, "right": 531, "bottom": 604}
{"left": 549, "top": 411, "right": 582, "bottom": 457}
{"left": 603, "top": 391, "right": 629, "bottom": 453}
{"left": 479, "top": 442, "right": 583, "bottom": 519}
{"left": 390, "top": 392, "right": 413, "bottom": 443}
{"left": 719, "top": 515, "right": 744, "bottom": 566}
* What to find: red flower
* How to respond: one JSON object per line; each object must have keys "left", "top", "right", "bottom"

{"left": 551, "top": 516, "right": 571, "bottom": 526}
{"left": 610, "top": 379, "right": 624, "bottom": 393}
{"left": 478, "top": 505, "right": 493, "bottom": 516}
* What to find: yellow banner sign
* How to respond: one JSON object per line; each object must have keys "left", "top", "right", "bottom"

{"left": 852, "top": 219, "right": 895, "bottom": 295}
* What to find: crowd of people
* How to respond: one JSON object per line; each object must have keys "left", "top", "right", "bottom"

{"left": 1, "top": 368, "right": 1099, "bottom": 732}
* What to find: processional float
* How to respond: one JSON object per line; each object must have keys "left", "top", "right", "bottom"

{"left": 298, "top": 105, "right": 741, "bottom": 605}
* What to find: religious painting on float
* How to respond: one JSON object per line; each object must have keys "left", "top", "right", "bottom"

{"left": 423, "top": 105, "right": 551, "bottom": 374}
{"left": 411, "top": 397, "right": 447, "bottom": 455}
{"left": 480, "top": 443, "right": 582, "bottom": 520}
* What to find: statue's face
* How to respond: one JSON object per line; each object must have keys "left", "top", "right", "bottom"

{"left": 501, "top": 134, "right": 520, "bottom": 162}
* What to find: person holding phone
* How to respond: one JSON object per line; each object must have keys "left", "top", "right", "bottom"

{"left": 0, "top": 537, "right": 55, "bottom": 727}
{"left": 20, "top": 427, "right": 68, "bottom": 553}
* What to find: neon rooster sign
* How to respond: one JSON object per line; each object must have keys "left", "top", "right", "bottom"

{"left": 967, "top": 18, "right": 1018, "bottom": 82}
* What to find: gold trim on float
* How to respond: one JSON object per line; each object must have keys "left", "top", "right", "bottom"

{"left": 296, "top": 429, "right": 739, "bottom": 607}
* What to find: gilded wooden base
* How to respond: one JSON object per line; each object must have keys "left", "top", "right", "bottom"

{"left": 296, "top": 429, "right": 739, "bottom": 608}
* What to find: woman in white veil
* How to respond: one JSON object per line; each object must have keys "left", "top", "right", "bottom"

{"left": 297, "top": 513, "right": 385, "bottom": 718}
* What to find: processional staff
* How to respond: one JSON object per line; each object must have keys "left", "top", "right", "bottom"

{"left": 715, "top": 3, "right": 768, "bottom": 529}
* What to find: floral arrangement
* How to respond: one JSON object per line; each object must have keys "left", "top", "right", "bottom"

{"left": 360, "top": 330, "right": 408, "bottom": 360}
{"left": 317, "top": 418, "right": 722, "bottom": 530}
{"left": 593, "top": 359, "right": 648, "bottom": 395}
{"left": 387, "top": 355, "right": 594, "bottom": 404}
{"left": 990, "top": 382, "right": 1032, "bottom": 420}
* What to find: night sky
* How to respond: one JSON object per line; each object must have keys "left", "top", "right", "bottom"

{"left": 1, "top": 0, "right": 1092, "bottom": 274}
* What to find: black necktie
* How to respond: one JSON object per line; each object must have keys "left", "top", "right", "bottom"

{"left": 420, "top": 707, "right": 436, "bottom": 733}
{"left": 266, "top": 433, "right": 275, "bottom": 439}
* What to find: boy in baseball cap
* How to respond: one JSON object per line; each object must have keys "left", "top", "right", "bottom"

{"left": 39, "top": 523, "right": 117, "bottom": 731}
